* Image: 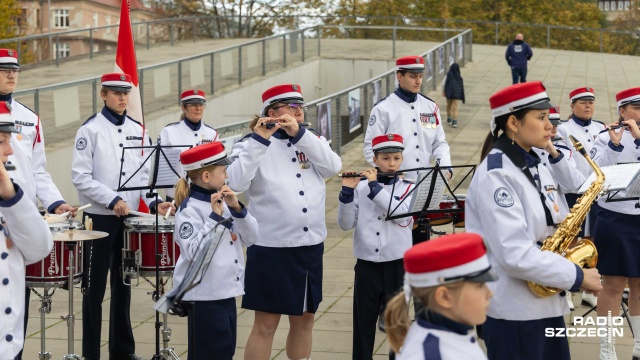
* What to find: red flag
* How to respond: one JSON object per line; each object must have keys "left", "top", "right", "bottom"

{"left": 115, "top": 0, "right": 148, "bottom": 212}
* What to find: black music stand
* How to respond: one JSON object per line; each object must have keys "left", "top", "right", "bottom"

{"left": 384, "top": 164, "right": 476, "bottom": 315}
{"left": 117, "top": 141, "right": 191, "bottom": 360}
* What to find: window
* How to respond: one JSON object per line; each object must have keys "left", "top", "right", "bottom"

{"left": 599, "top": 1, "right": 603, "bottom": 10}
{"left": 605, "top": 1, "right": 610, "bottom": 10}
{"left": 53, "top": 9, "right": 69, "bottom": 28}
{"left": 625, "top": 0, "right": 630, "bottom": 9}
{"left": 93, "top": 12, "right": 98, "bottom": 28}
{"left": 53, "top": 43, "right": 70, "bottom": 58}
{"left": 619, "top": 1, "right": 624, "bottom": 9}
{"left": 16, "top": 9, "right": 27, "bottom": 28}
{"left": 36, "top": 9, "right": 41, "bottom": 28}
{"left": 106, "top": 16, "right": 110, "bottom": 33}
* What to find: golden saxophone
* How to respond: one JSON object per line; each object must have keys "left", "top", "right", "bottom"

{"left": 527, "top": 135, "right": 602, "bottom": 297}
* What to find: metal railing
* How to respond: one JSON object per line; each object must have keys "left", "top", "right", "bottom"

{"left": 13, "top": 26, "right": 320, "bottom": 146}
{"left": 214, "top": 28, "right": 473, "bottom": 156}
{"left": 4, "top": 15, "right": 640, "bottom": 68}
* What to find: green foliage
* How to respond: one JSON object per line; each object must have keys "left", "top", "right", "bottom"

{"left": 0, "top": 0, "right": 21, "bottom": 40}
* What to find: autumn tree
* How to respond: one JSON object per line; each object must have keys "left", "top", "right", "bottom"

{"left": 0, "top": 0, "right": 21, "bottom": 39}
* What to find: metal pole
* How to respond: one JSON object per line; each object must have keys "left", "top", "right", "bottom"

{"left": 55, "top": 33, "right": 59, "bottom": 66}
{"left": 178, "top": 61, "right": 182, "bottom": 103}
{"left": 210, "top": 53, "right": 215, "bottom": 94}
{"left": 301, "top": 32, "right": 305, "bottom": 62}
{"left": 92, "top": 79, "right": 97, "bottom": 114}
{"left": 283, "top": 35, "right": 287, "bottom": 68}
{"left": 336, "top": 97, "right": 342, "bottom": 156}
{"left": 48, "top": 0, "right": 52, "bottom": 58}
{"left": 495, "top": 22, "right": 499, "bottom": 45}
{"left": 317, "top": 25, "right": 321, "bottom": 57}
{"left": 238, "top": 46, "right": 242, "bottom": 85}
{"left": 193, "top": 19, "right": 196, "bottom": 43}
{"left": 146, "top": 23, "right": 150, "bottom": 50}
{"left": 392, "top": 17, "right": 397, "bottom": 59}
{"left": 170, "top": 24, "right": 174, "bottom": 46}
{"left": 89, "top": 28, "right": 93, "bottom": 59}
{"left": 546, "top": 26, "right": 550, "bottom": 48}
{"left": 34, "top": 90, "right": 39, "bottom": 114}
{"left": 600, "top": 30, "right": 604, "bottom": 53}
{"left": 262, "top": 39, "right": 266, "bottom": 76}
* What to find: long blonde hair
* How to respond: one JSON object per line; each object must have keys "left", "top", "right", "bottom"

{"left": 173, "top": 164, "right": 220, "bottom": 207}
{"left": 385, "top": 283, "right": 465, "bottom": 353}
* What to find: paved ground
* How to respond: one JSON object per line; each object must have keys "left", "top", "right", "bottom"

{"left": 20, "top": 38, "right": 640, "bottom": 359}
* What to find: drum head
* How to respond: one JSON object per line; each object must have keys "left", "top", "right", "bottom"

{"left": 125, "top": 216, "right": 175, "bottom": 232}
{"left": 48, "top": 220, "right": 83, "bottom": 232}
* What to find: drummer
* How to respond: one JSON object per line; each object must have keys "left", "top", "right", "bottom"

{"left": 0, "top": 101, "right": 54, "bottom": 358}
{"left": 0, "top": 48, "right": 78, "bottom": 360}
{"left": 159, "top": 90, "right": 218, "bottom": 201}
{"left": 71, "top": 72, "right": 175, "bottom": 360}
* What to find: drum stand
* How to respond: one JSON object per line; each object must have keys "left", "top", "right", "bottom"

{"left": 61, "top": 241, "right": 82, "bottom": 360}
{"left": 30, "top": 287, "right": 56, "bottom": 360}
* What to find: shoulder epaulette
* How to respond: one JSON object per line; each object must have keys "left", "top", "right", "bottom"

{"left": 593, "top": 120, "right": 606, "bottom": 128}
{"left": 555, "top": 144, "right": 572, "bottom": 152}
{"left": 239, "top": 133, "right": 252, "bottom": 142}
{"left": 487, "top": 152, "right": 504, "bottom": 171}
{"left": 82, "top": 113, "right": 98, "bottom": 125}
{"left": 126, "top": 116, "right": 143, "bottom": 127}
{"left": 402, "top": 178, "right": 415, "bottom": 184}
{"left": 204, "top": 123, "right": 216, "bottom": 131}
{"left": 306, "top": 127, "right": 322, "bottom": 137}
{"left": 418, "top": 93, "right": 436, "bottom": 103}
{"left": 164, "top": 121, "right": 180, "bottom": 127}
{"left": 12, "top": 100, "right": 37, "bottom": 115}
{"left": 373, "top": 95, "right": 389, "bottom": 107}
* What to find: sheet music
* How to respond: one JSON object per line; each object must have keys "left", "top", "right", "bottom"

{"left": 408, "top": 170, "right": 446, "bottom": 213}
{"left": 577, "top": 163, "right": 640, "bottom": 194}
{"left": 150, "top": 147, "right": 183, "bottom": 188}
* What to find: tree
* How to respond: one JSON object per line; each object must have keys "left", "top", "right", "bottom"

{"left": 0, "top": 0, "right": 21, "bottom": 40}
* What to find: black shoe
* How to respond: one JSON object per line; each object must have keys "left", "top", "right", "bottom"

{"left": 378, "top": 313, "right": 386, "bottom": 333}
{"left": 109, "top": 355, "right": 143, "bottom": 360}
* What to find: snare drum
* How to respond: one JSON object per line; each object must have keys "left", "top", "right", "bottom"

{"left": 453, "top": 194, "right": 467, "bottom": 228}
{"left": 124, "top": 217, "right": 179, "bottom": 276}
{"left": 423, "top": 197, "right": 455, "bottom": 226}
{"left": 26, "top": 221, "right": 84, "bottom": 288}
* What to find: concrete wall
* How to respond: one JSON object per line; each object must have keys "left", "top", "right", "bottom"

{"left": 46, "top": 57, "right": 395, "bottom": 205}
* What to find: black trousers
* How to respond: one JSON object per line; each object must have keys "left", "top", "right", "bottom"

{"left": 352, "top": 258, "right": 404, "bottom": 360}
{"left": 82, "top": 213, "right": 135, "bottom": 359}
{"left": 187, "top": 298, "right": 237, "bottom": 360}
{"left": 484, "top": 316, "right": 569, "bottom": 360}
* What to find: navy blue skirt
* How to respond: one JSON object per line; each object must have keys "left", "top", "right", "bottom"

{"left": 593, "top": 208, "right": 640, "bottom": 277}
{"left": 242, "top": 243, "right": 324, "bottom": 315}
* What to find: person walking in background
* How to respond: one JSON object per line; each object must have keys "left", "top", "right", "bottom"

{"left": 442, "top": 63, "right": 465, "bottom": 128}
{"left": 505, "top": 33, "right": 533, "bottom": 84}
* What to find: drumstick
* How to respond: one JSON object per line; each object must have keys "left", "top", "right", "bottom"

{"left": 164, "top": 200, "right": 174, "bottom": 220}
{"left": 59, "top": 204, "right": 92, "bottom": 218}
{"left": 129, "top": 210, "right": 156, "bottom": 217}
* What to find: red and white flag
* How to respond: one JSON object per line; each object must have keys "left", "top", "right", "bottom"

{"left": 115, "top": 0, "right": 149, "bottom": 213}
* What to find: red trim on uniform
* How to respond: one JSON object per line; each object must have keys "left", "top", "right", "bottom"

{"left": 434, "top": 105, "right": 440, "bottom": 126}
{"left": 397, "top": 184, "right": 414, "bottom": 228}
{"left": 33, "top": 116, "right": 41, "bottom": 149}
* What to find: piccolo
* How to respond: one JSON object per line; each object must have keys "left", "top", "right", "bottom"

{"left": 339, "top": 171, "right": 406, "bottom": 178}
{"left": 3, "top": 164, "right": 15, "bottom": 171}
{"left": 551, "top": 136, "right": 564, "bottom": 142}
{"left": 608, "top": 120, "right": 640, "bottom": 130}
{"left": 261, "top": 122, "right": 311, "bottom": 129}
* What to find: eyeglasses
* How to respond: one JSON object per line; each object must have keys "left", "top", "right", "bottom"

{"left": 271, "top": 103, "right": 308, "bottom": 113}
{"left": 0, "top": 69, "right": 20, "bottom": 77}
{"left": 185, "top": 103, "right": 205, "bottom": 108}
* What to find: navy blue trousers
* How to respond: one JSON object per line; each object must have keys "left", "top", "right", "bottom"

{"left": 187, "top": 298, "right": 237, "bottom": 360}
{"left": 511, "top": 67, "right": 528, "bottom": 84}
{"left": 82, "top": 213, "right": 135, "bottom": 359}
{"left": 483, "top": 316, "right": 570, "bottom": 360}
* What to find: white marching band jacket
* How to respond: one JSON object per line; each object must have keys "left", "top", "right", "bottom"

{"left": 72, "top": 108, "right": 160, "bottom": 215}
{"left": 556, "top": 117, "right": 606, "bottom": 179}
{"left": 591, "top": 130, "right": 640, "bottom": 215}
{"left": 9, "top": 100, "right": 65, "bottom": 212}
{"left": 364, "top": 91, "right": 452, "bottom": 181}
{"left": 0, "top": 184, "right": 53, "bottom": 357}
{"left": 398, "top": 319, "right": 486, "bottom": 360}
{"left": 227, "top": 128, "right": 341, "bottom": 248}
{"left": 466, "top": 140, "right": 582, "bottom": 321}
{"left": 535, "top": 145, "right": 586, "bottom": 217}
{"left": 338, "top": 177, "right": 413, "bottom": 262}
{"left": 158, "top": 119, "right": 218, "bottom": 199}
{"left": 172, "top": 187, "right": 258, "bottom": 301}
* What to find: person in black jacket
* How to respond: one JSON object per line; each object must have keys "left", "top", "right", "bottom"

{"left": 505, "top": 33, "right": 533, "bottom": 84}
{"left": 442, "top": 63, "right": 465, "bottom": 128}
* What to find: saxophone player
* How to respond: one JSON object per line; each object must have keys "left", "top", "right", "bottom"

{"left": 466, "top": 82, "right": 602, "bottom": 360}
{"left": 590, "top": 87, "right": 640, "bottom": 360}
